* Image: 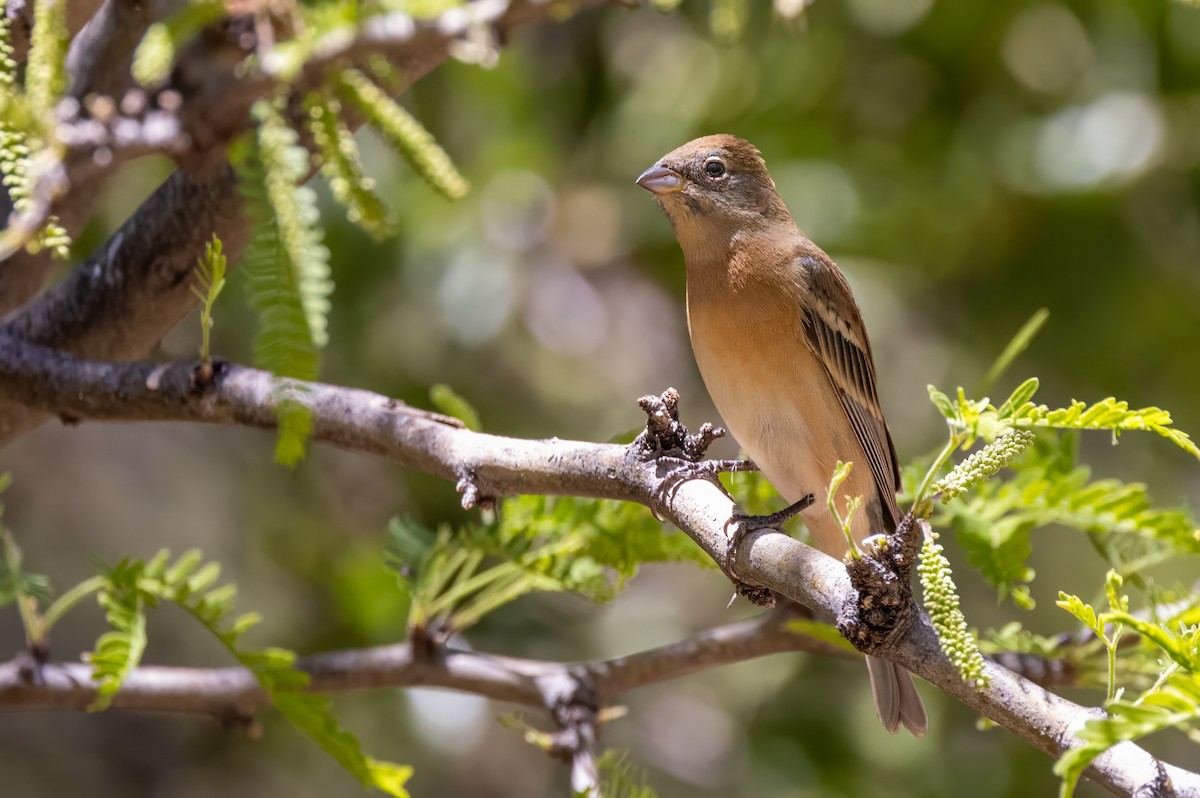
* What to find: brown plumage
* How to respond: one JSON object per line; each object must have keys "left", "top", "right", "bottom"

{"left": 638, "top": 134, "right": 927, "bottom": 736}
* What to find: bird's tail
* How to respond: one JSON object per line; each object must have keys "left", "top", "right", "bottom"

{"left": 866, "top": 656, "right": 928, "bottom": 736}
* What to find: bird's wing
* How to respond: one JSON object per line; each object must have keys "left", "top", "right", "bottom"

{"left": 798, "top": 253, "right": 902, "bottom": 529}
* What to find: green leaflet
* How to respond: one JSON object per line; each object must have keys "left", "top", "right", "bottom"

{"left": 388, "top": 517, "right": 564, "bottom": 632}
{"left": 87, "top": 559, "right": 150, "bottom": 711}
{"left": 1053, "top": 578, "right": 1200, "bottom": 796}
{"left": 26, "top": 0, "right": 68, "bottom": 118}
{"left": 234, "top": 98, "right": 335, "bottom": 465}
{"left": 0, "top": 9, "right": 70, "bottom": 261}
{"left": 252, "top": 98, "right": 333, "bottom": 350}
{"left": 933, "top": 376, "right": 1200, "bottom": 461}
{"left": 131, "top": 0, "right": 225, "bottom": 87}
{"left": 305, "top": 91, "right": 397, "bottom": 239}
{"left": 596, "top": 750, "right": 659, "bottom": 798}
{"left": 428, "top": 383, "right": 482, "bottom": 432}
{"left": 191, "top": 235, "right": 228, "bottom": 362}
{"left": 388, "top": 495, "right": 712, "bottom": 633}
{"left": 334, "top": 68, "right": 469, "bottom": 201}
{"left": 1054, "top": 675, "right": 1200, "bottom": 797}
{"left": 0, "top": 501, "right": 53, "bottom": 609}
{"left": 86, "top": 549, "right": 412, "bottom": 796}
{"left": 939, "top": 432, "right": 1200, "bottom": 605}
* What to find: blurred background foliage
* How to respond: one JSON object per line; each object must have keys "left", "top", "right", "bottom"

{"left": 3, "top": 0, "right": 1200, "bottom": 795}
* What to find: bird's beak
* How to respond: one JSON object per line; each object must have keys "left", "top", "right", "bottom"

{"left": 636, "top": 164, "right": 684, "bottom": 195}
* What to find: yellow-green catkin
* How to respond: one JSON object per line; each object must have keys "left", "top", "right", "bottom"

{"left": 932, "top": 429, "right": 1037, "bottom": 502}
{"left": 918, "top": 534, "right": 989, "bottom": 689}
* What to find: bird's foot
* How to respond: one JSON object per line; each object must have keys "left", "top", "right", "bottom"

{"left": 724, "top": 493, "right": 815, "bottom": 567}
{"left": 647, "top": 456, "right": 757, "bottom": 521}
{"left": 722, "top": 493, "right": 815, "bottom": 607}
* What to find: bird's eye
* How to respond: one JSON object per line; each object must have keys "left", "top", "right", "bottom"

{"left": 704, "top": 159, "right": 726, "bottom": 178}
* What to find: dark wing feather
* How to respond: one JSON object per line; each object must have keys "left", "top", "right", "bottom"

{"left": 799, "top": 253, "right": 902, "bottom": 530}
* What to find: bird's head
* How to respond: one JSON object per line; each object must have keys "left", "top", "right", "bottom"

{"left": 636, "top": 135, "right": 789, "bottom": 239}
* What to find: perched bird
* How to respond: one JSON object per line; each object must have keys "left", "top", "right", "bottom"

{"left": 637, "top": 134, "right": 927, "bottom": 736}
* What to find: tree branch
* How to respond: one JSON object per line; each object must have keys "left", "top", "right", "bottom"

{"left": 0, "top": 0, "right": 156, "bottom": 314}
{"left": 3, "top": 0, "right": 616, "bottom": 259}
{"left": 0, "top": 0, "right": 616, "bottom": 444}
{"left": 0, "top": 338, "right": 1196, "bottom": 796}
{"left": 0, "top": 613, "right": 826, "bottom": 713}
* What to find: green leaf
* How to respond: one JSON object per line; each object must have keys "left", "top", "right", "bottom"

{"left": 0, "top": 76, "right": 71, "bottom": 259}
{"left": 193, "top": 235, "right": 228, "bottom": 361}
{"left": 931, "top": 380, "right": 1200, "bottom": 462}
{"left": 996, "top": 378, "right": 1040, "bottom": 421}
{"left": 26, "top": 0, "right": 69, "bottom": 118}
{"left": 428, "top": 384, "right": 482, "bottom": 431}
{"left": 144, "top": 550, "right": 413, "bottom": 796}
{"left": 252, "top": 98, "right": 333, "bottom": 350}
{"left": 936, "top": 432, "right": 1200, "bottom": 603}
{"left": 88, "top": 560, "right": 149, "bottom": 711}
{"left": 334, "top": 68, "right": 468, "bottom": 200}
{"left": 951, "top": 513, "right": 1036, "bottom": 607}
{"left": 387, "top": 494, "right": 713, "bottom": 632}
{"left": 826, "top": 460, "right": 862, "bottom": 555}
{"left": 981, "top": 309, "right": 1049, "bottom": 394}
{"left": 0, "top": 530, "right": 53, "bottom": 607}
{"left": 928, "top": 385, "right": 958, "bottom": 422}
{"left": 235, "top": 97, "right": 335, "bottom": 465}
{"left": 1106, "top": 611, "right": 1200, "bottom": 672}
{"left": 131, "top": 0, "right": 225, "bottom": 87}
{"left": 1054, "top": 673, "right": 1200, "bottom": 797}
{"left": 305, "top": 91, "right": 397, "bottom": 239}
{"left": 268, "top": 690, "right": 413, "bottom": 797}
{"left": 1055, "top": 592, "right": 1104, "bottom": 640}
{"left": 1009, "top": 397, "right": 1200, "bottom": 461}
{"left": 597, "top": 749, "right": 659, "bottom": 798}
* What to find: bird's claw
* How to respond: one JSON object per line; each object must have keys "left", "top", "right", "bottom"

{"left": 647, "top": 456, "right": 756, "bottom": 520}
{"left": 721, "top": 493, "right": 815, "bottom": 605}
{"left": 727, "top": 492, "right": 817, "bottom": 540}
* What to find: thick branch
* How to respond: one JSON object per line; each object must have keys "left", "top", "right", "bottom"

{"left": 0, "top": 341, "right": 1196, "bottom": 796}
{"left": 0, "top": 164, "right": 246, "bottom": 441}
{"left": 0, "top": 0, "right": 156, "bottom": 314}
{"left": 0, "top": 0, "right": 613, "bottom": 444}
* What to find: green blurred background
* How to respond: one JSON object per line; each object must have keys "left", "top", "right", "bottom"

{"left": 3, "top": 0, "right": 1200, "bottom": 795}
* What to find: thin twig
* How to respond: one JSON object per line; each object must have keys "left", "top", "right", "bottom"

{"left": 0, "top": 614, "right": 826, "bottom": 713}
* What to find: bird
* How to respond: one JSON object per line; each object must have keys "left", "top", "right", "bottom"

{"left": 636, "top": 134, "right": 928, "bottom": 736}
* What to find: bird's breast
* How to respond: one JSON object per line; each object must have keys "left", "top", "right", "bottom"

{"left": 685, "top": 283, "right": 878, "bottom": 553}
